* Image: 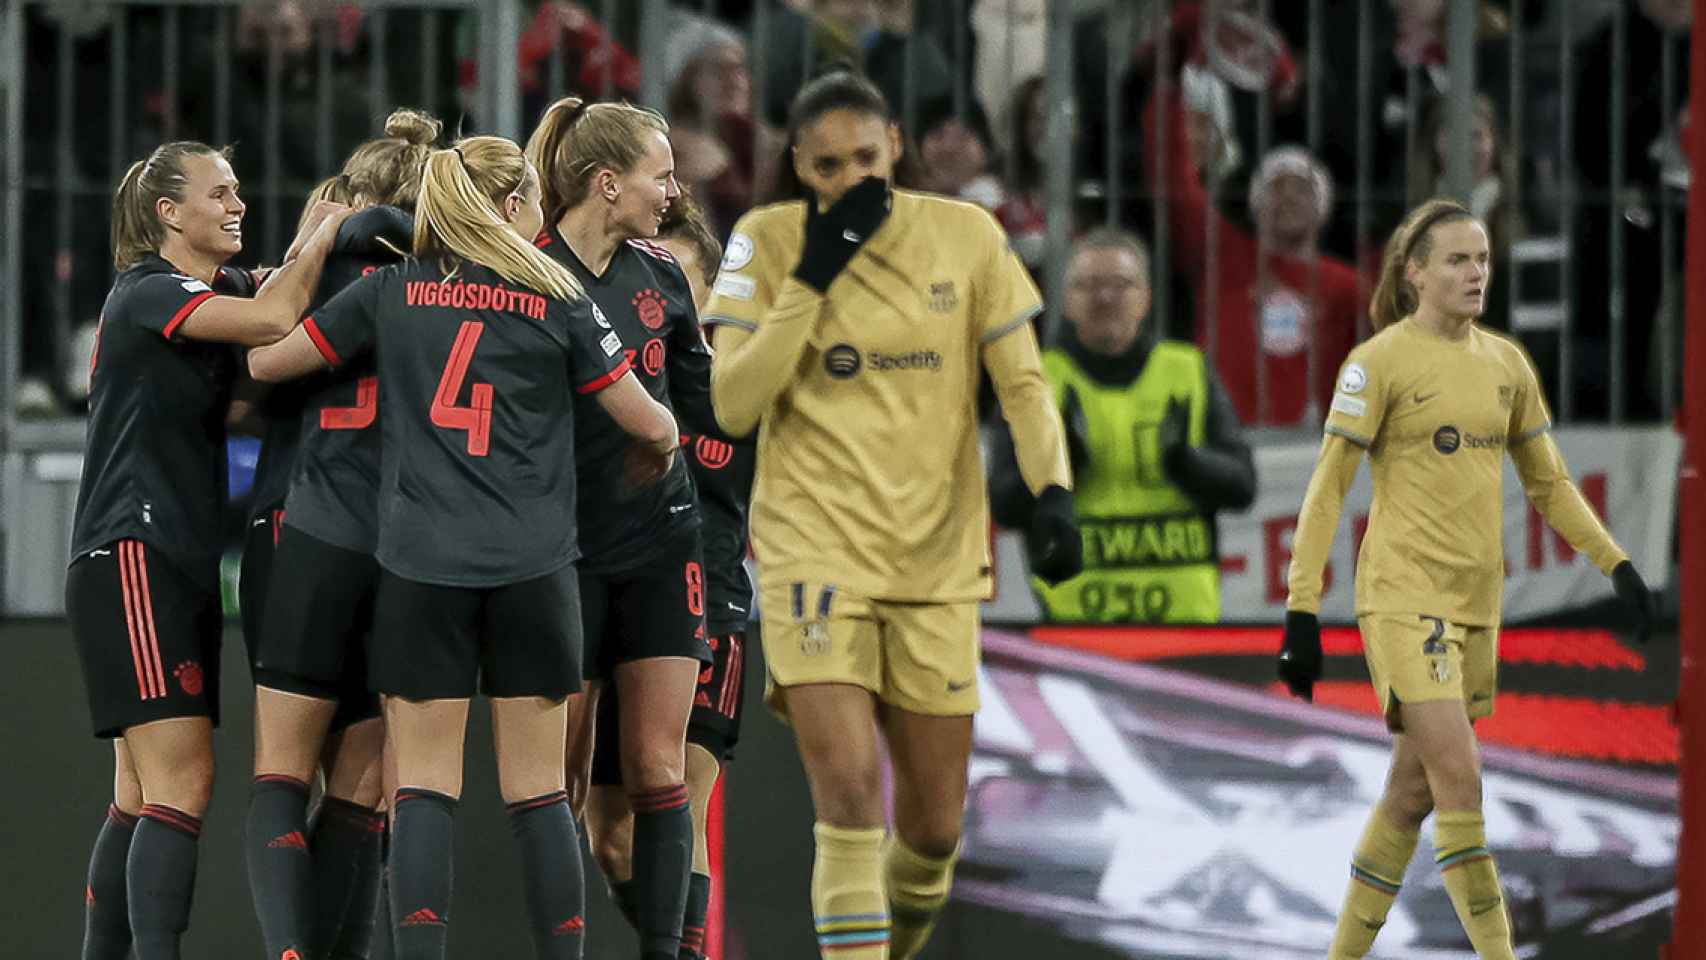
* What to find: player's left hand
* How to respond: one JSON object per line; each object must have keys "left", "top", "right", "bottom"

{"left": 1277, "top": 610, "right": 1323, "bottom": 702}
{"left": 1028, "top": 484, "right": 1084, "bottom": 585}
{"left": 1611, "top": 560, "right": 1654, "bottom": 646}
{"left": 623, "top": 441, "right": 675, "bottom": 488}
{"left": 1158, "top": 394, "right": 1191, "bottom": 476}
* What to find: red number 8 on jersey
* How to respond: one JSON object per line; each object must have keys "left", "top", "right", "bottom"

{"left": 431, "top": 321, "right": 493, "bottom": 456}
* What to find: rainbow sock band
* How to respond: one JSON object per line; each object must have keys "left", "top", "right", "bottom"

{"left": 815, "top": 912, "right": 890, "bottom": 952}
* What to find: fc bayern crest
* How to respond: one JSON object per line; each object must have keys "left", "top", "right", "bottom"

{"left": 633, "top": 288, "right": 668, "bottom": 330}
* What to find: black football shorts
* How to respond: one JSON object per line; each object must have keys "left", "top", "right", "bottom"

{"left": 67, "top": 539, "right": 223, "bottom": 739}
{"left": 578, "top": 528, "right": 713, "bottom": 682}
{"left": 253, "top": 522, "right": 381, "bottom": 730}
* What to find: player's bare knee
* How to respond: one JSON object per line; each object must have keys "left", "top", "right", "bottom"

{"left": 898, "top": 817, "right": 962, "bottom": 859}
{"left": 622, "top": 741, "right": 687, "bottom": 791}
{"left": 811, "top": 757, "right": 885, "bottom": 828}
{"left": 150, "top": 754, "right": 215, "bottom": 815}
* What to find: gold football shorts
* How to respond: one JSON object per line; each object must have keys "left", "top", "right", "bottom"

{"left": 759, "top": 580, "right": 981, "bottom": 717}
{"left": 1359, "top": 613, "right": 1499, "bottom": 732}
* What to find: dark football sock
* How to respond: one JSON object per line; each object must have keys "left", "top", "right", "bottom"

{"left": 679, "top": 872, "right": 711, "bottom": 959}
{"left": 389, "top": 788, "right": 457, "bottom": 960}
{"left": 128, "top": 804, "right": 203, "bottom": 960}
{"left": 506, "top": 791, "right": 587, "bottom": 959}
{"left": 83, "top": 805, "right": 137, "bottom": 960}
{"left": 610, "top": 878, "right": 641, "bottom": 930}
{"left": 312, "top": 796, "right": 385, "bottom": 958}
{"left": 629, "top": 783, "right": 692, "bottom": 960}
{"left": 246, "top": 775, "right": 313, "bottom": 960}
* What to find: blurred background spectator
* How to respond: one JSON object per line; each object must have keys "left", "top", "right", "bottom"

{"left": 916, "top": 95, "right": 1002, "bottom": 209}
{"left": 663, "top": 11, "right": 781, "bottom": 237}
{"left": 989, "top": 229, "right": 1255, "bottom": 625}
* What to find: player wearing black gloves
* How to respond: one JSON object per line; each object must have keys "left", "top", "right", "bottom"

{"left": 1283, "top": 199, "right": 1654, "bottom": 960}
{"left": 704, "top": 71, "right": 1077, "bottom": 960}
{"left": 989, "top": 228, "right": 1254, "bottom": 623}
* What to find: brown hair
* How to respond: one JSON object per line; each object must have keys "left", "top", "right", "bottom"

{"left": 656, "top": 187, "right": 721, "bottom": 287}
{"left": 296, "top": 175, "right": 353, "bottom": 233}
{"left": 524, "top": 97, "right": 670, "bottom": 222}
{"left": 414, "top": 136, "right": 583, "bottom": 302}
{"left": 111, "top": 141, "right": 232, "bottom": 270}
{"left": 1369, "top": 198, "right": 1477, "bottom": 332}
{"left": 770, "top": 68, "right": 925, "bottom": 202}
{"left": 341, "top": 107, "right": 442, "bottom": 210}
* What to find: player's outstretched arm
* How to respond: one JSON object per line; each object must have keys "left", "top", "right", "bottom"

{"left": 1278, "top": 433, "right": 1363, "bottom": 700}
{"left": 247, "top": 324, "right": 331, "bottom": 383}
{"left": 178, "top": 204, "right": 352, "bottom": 347}
{"left": 1510, "top": 432, "right": 1653, "bottom": 641}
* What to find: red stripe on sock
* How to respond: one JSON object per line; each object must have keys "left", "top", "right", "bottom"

{"left": 254, "top": 774, "right": 310, "bottom": 793}
{"left": 107, "top": 804, "right": 138, "bottom": 828}
{"left": 505, "top": 791, "right": 569, "bottom": 816}
{"left": 117, "top": 542, "right": 151, "bottom": 700}
{"left": 140, "top": 804, "right": 202, "bottom": 838}
{"left": 130, "top": 543, "right": 168, "bottom": 700}
{"left": 629, "top": 784, "right": 689, "bottom": 812}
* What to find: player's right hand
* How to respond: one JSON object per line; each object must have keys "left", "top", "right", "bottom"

{"left": 1277, "top": 610, "right": 1323, "bottom": 702}
{"left": 1028, "top": 484, "right": 1084, "bottom": 585}
{"left": 793, "top": 175, "right": 891, "bottom": 293}
{"left": 623, "top": 440, "right": 675, "bottom": 488}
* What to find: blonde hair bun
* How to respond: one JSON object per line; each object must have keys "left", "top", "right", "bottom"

{"left": 385, "top": 108, "right": 442, "bottom": 147}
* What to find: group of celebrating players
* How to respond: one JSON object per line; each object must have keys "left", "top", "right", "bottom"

{"left": 63, "top": 41, "right": 1661, "bottom": 960}
{"left": 69, "top": 67, "right": 1082, "bottom": 960}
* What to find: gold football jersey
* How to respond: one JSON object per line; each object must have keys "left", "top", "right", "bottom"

{"left": 1322, "top": 320, "right": 1553, "bottom": 625}
{"left": 705, "top": 190, "right": 1048, "bottom": 601}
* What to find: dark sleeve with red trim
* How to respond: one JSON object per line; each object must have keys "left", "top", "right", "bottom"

{"left": 127, "top": 272, "right": 220, "bottom": 340}
{"left": 663, "top": 267, "right": 729, "bottom": 439}
{"left": 305, "top": 268, "right": 386, "bottom": 367}
{"left": 559, "top": 296, "right": 632, "bottom": 394}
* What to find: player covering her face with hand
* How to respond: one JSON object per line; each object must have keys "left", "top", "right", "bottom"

{"left": 71, "top": 140, "right": 348, "bottom": 960}
{"left": 1277, "top": 199, "right": 1654, "bottom": 959}
{"left": 703, "top": 71, "right": 1082, "bottom": 960}
{"left": 248, "top": 135, "right": 680, "bottom": 960}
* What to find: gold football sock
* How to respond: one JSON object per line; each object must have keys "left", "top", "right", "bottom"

{"left": 884, "top": 836, "right": 959, "bottom": 960}
{"left": 1328, "top": 808, "right": 1419, "bottom": 958}
{"left": 812, "top": 823, "right": 889, "bottom": 958}
{"left": 1434, "top": 810, "right": 1517, "bottom": 960}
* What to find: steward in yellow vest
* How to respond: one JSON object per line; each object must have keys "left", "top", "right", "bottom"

{"left": 990, "top": 230, "right": 1256, "bottom": 623}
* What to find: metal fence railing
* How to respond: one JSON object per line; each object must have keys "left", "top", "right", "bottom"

{"left": 0, "top": 0, "right": 1688, "bottom": 455}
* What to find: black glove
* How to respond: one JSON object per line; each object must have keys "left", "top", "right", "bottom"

{"left": 1027, "top": 485, "right": 1084, "bottom": 585}
{"left": 1611, "top": 560, "right": 1654, "bottom": 646}
{"left": 793, "top": 176, "right": 892, "bottom": 293}
{"left": 1277, "top": 610, "right": 1323, "bottom": 702}
{"left": 1157, "top": 394, "right": 1191, "bottom": 478}
{"left": 1061, "top": 386, "right": 1091, "bottom": 474}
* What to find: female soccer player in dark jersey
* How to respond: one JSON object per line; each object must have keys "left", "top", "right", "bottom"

{"left": 525, "top": 97, "right": 725, "bottom": 960}
{"left": 704, "top": 72, "right": 1082, "bottom": 960}
{"left": 249, "top": 135, "right": 680, "bottom": 960}
{"left": 549, "top": 189, "right": 756, "bottom": 960}
{"left": 1278, "top": 199, "right": 1654, "bottom": 959}
{"left": 240, "top": 108, "right": 439, "bottom": 960}
{"left": 70, "top": 140, "right": 347, "bottom": 960}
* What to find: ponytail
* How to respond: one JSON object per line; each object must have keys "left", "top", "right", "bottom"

{"left": 525, "top": 96, "right": 669, "bottom": 222}
{"left": 657, "top": 186, "right": 721, "bottom": 287}
{"left": 414, "top": 136, "right": 583, "bottom": 302}
{"left": 111, "top": 141, "right": 230, "bottom": 270}
{"left": 1369, "top": 198, "right": 1476, "bottom": 332}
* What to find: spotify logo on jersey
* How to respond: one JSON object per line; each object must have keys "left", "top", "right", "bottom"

{"left": 1433, "top": 425, "right": 1462, "bottom": 454}
{"left": 824, "top": 343, "right": 863, "bottom": 380}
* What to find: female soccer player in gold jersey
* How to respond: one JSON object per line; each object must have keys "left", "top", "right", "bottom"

{"left": 1278, "top": 198, "right": 1654, "bottom": 959}
{"left": 704, "top": 71, "right": 1081, "bottom": 960}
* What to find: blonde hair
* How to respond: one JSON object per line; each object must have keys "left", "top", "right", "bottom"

{"left": 297, "top": 175, "right": 353, "bottom": 232}
{"left": 111, "top": 141, "right": 231, "bottom": 270}
{"left": 414, "top": 136, "right": 583, "bottom": 302}
{"left": 342, "top": 107, "right": 441, "bottom": 209}
{"left": 1369, "top": 198, "right": 1477, "bottom": 333}
{"left": 525, "top": 96, "right": 670, "bottom": 220}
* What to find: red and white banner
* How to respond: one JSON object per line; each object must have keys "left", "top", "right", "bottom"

{"left": 986, "top": 426, "right": 1681, "bottom": 623}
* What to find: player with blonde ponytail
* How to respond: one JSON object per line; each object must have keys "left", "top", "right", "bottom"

{"left": 1278, "top": 199, "right": 1655, "bottom": 959}
{"left": 248, "top": 135, "right": 679, "bottom": 960}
